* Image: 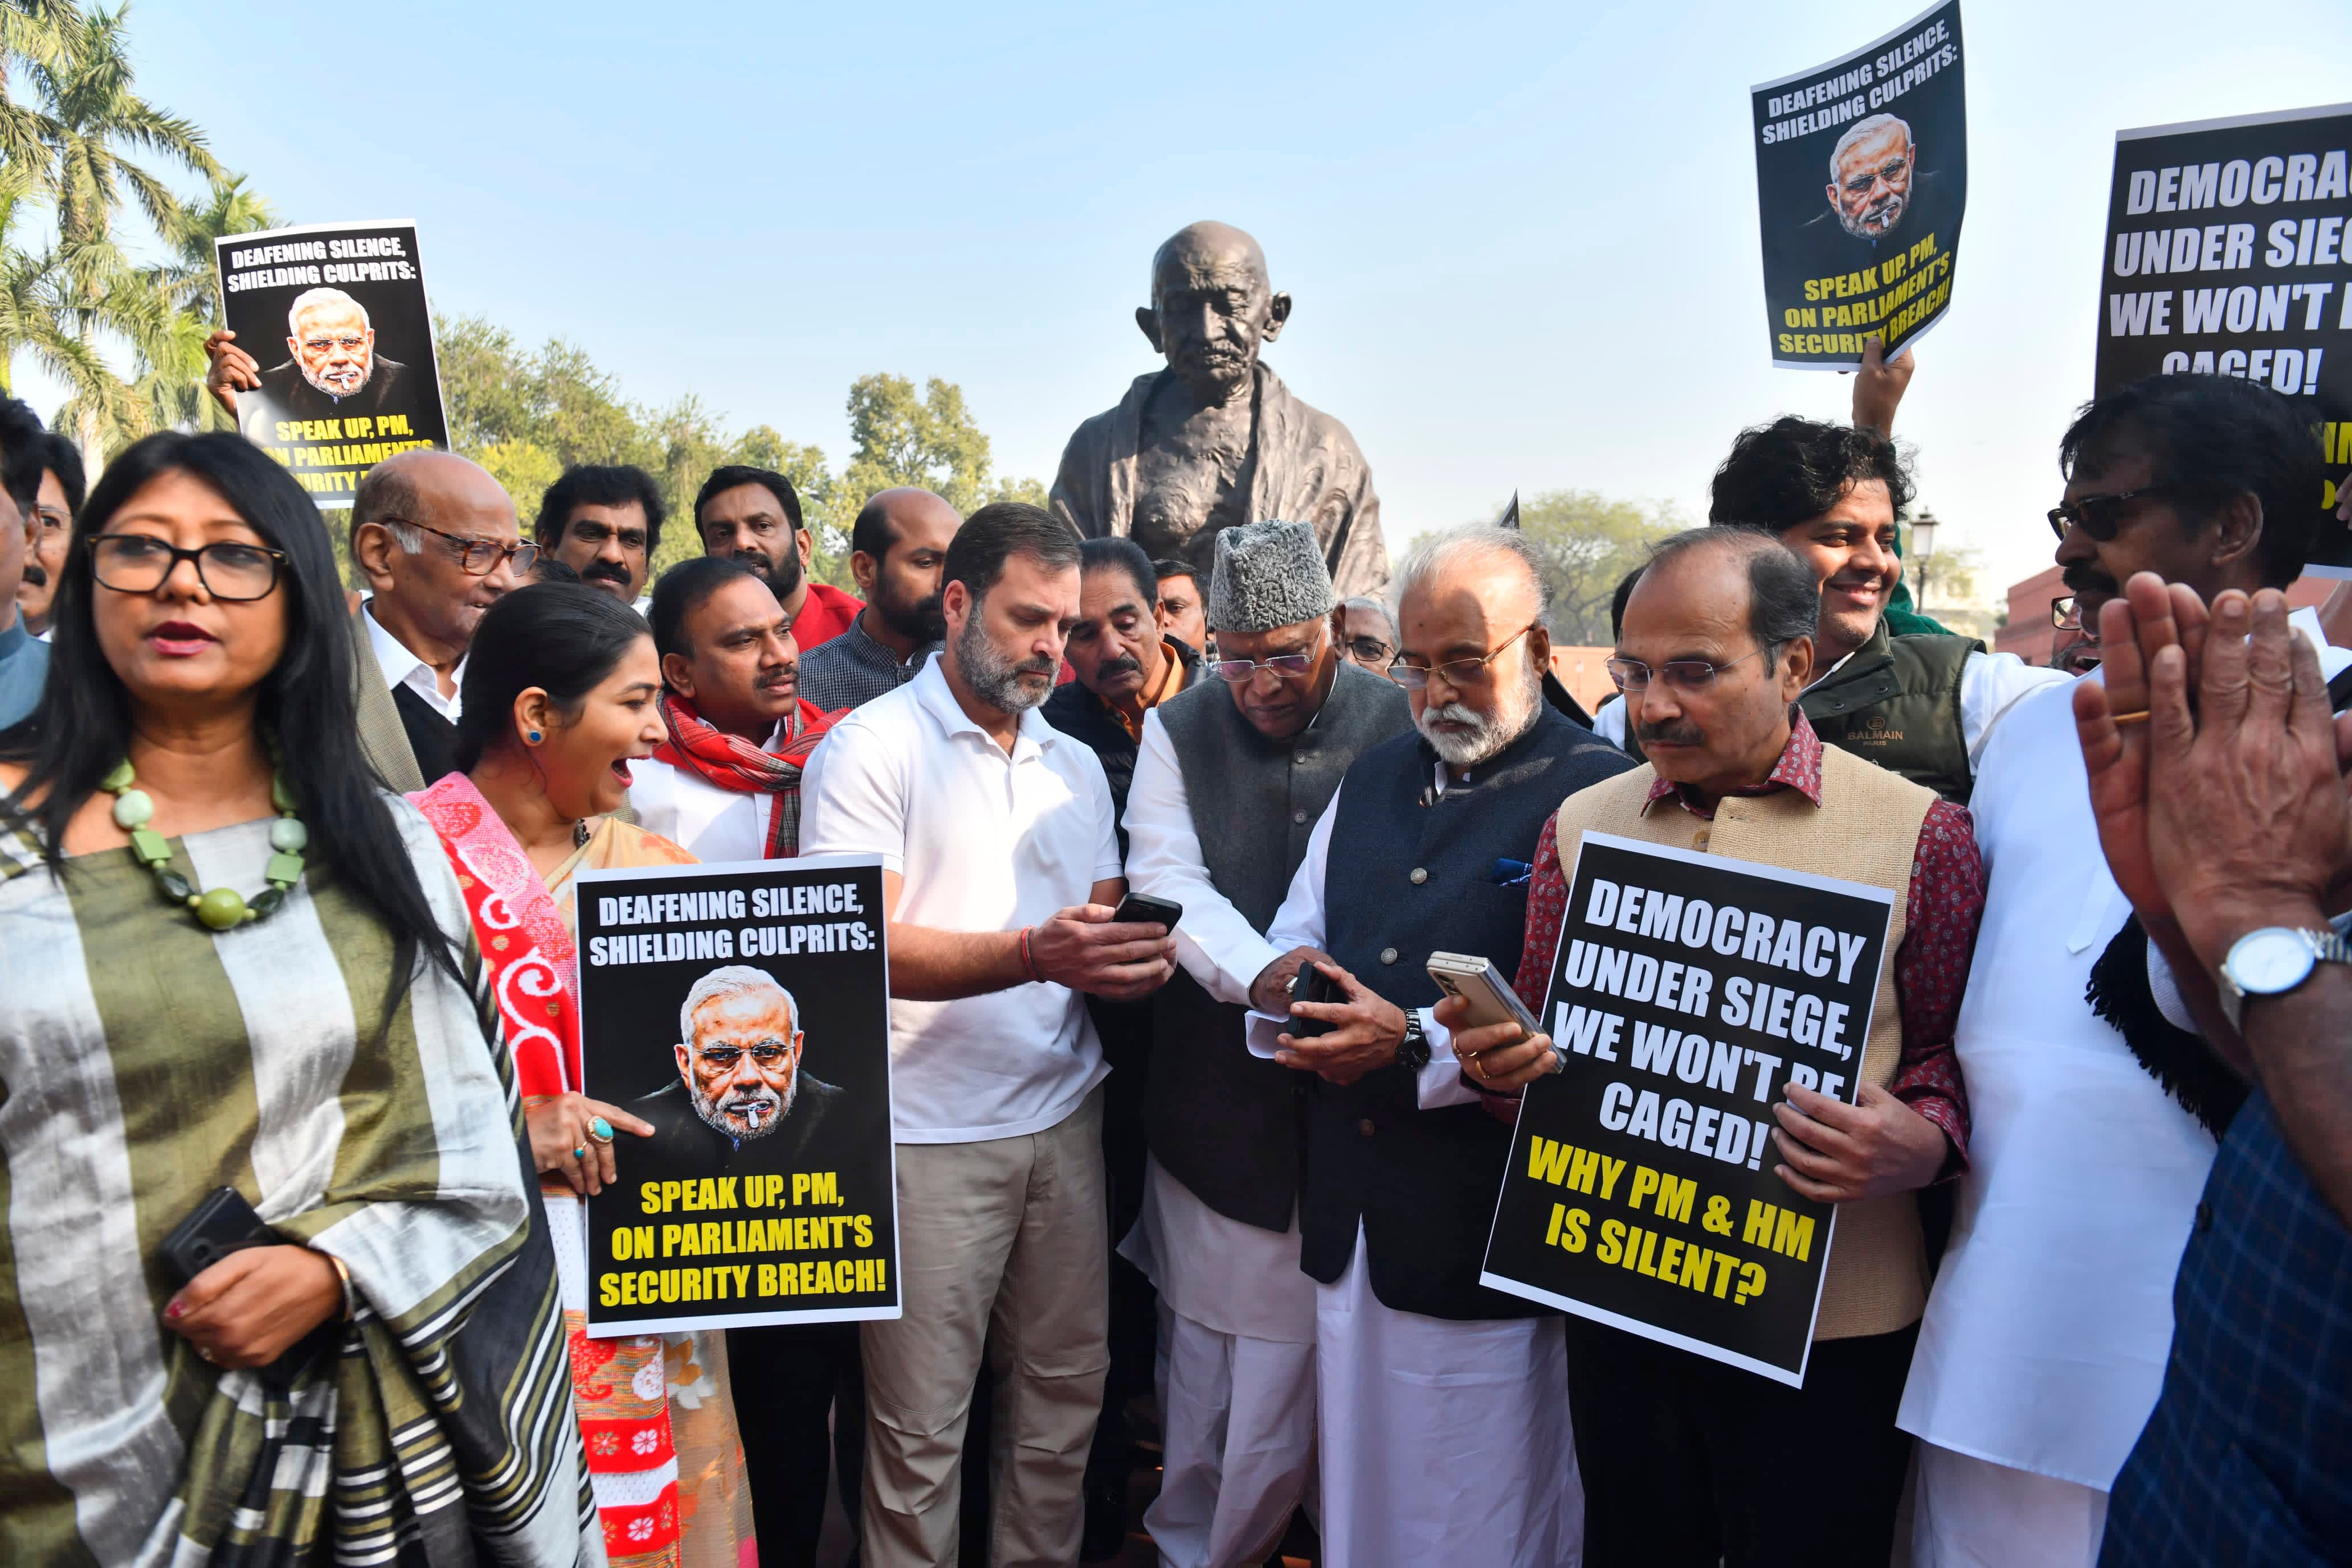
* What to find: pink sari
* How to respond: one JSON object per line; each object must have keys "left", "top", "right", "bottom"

{"left": 411, "top": 773, "right": 757, "bottom": 1568}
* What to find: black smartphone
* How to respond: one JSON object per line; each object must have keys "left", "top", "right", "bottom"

{"left": 160, "top": 1186, "right": 276, "bottom": 1286}
{"left": 1112, "top": 892, "right": 1183, "bottom": 929}
{"left": 1288, "top": 961, "right": 1345, "bottom": 1039}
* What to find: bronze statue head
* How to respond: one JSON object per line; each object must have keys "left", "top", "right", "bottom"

{"left": 1136, "top": 220, "right": 1292, "bottom": 407}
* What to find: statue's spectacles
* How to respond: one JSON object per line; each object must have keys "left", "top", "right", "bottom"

{"left": 1606, "top": 648, "right": 1765, "bottom": 693}
{"left": 1389, "top": 623, "right": 1540, "bottom": 691}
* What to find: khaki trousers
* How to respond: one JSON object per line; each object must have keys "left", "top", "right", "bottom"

{"left": 860, "top": 1087, "right": 1109, "bottom": 1567}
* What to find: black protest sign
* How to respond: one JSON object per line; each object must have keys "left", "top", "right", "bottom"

{"left": 213, "top": 220, "right": 450, "bottom": 508}
{"left": 1750, "top": 0, "right": 1967, "bottom": 369}
{"left": 577, "top": 853, "right": 900, "bottom": 1334}
{"left": 2094, "top": 104, "right": 2352, "bottom": 574}
{"left": 1481, "top": 831, "right": 1893, "bottom": 1385}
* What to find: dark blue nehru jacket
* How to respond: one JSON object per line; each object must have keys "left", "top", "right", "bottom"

{"left": 1305, "top": 704, "right": 1635, "bottom": 1320}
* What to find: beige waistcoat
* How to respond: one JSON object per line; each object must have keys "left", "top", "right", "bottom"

{"left": 1551, "top": 742, "right": 1939, "bottom": 1340}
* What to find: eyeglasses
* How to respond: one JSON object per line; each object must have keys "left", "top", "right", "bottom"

{"left": 1842, "top": 156, "right": 1911, "bottom": 195}
{"left": 1389, "top": 623, "right": 1541, "bottom": 691}
{"left": 301, "top": 334, "right": 367, "bottom": 353}
{"left": 1605, "top": 647, "right": 1765, "bottom": 693}
{"left": 697, "top": 1043, "right": 791, "bottom": 1069}
{"left": 1208, "top": 650, "right": 1317, "bottom": 684}
{"left": 2047, "top": 485, "right": 2176, "bottom": 543}
{"left": 89, "top": 534, "right": 287, "bottom": 601}
{"left": 383, "top": 516, "right": 540, "bottom": 576}
{"left": 2051, "top": 595, "right": 2083, "bottom": 631}
{"left": 1345, "top": 635, "right": 1395, "bottom": 664}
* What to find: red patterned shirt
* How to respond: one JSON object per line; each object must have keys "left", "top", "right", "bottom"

{"left": 1509, "top": 711, "right": 1983, "bottom": 1170}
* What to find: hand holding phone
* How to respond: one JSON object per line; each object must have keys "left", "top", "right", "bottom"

{"left": 1112, "top": 892, "right": 1182, "bottom": 930}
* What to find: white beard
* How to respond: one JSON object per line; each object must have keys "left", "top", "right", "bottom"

{"left": 1417, "top": 652, "right": 1544, "bottom": 766}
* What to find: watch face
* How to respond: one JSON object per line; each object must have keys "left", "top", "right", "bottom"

{"left": 2228, "top": 928, "right": 2316, "bottom": 995}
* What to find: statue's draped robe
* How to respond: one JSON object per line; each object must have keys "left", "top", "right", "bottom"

{"left": 1051, "top": 362, "right": 1389, "bottom": 599}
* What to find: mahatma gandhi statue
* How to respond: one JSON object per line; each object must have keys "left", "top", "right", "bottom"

{"left": 1050, "top": 221, "right": 1387, "bottom": 599}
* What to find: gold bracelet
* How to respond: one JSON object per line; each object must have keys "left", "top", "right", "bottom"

{"left": 324, "top": 1252, "right": 356, "bottom": 1322}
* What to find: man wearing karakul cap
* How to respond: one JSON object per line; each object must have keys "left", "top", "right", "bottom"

{"left": 1120, "top": 519, "right": 1412, "bottom": 1566}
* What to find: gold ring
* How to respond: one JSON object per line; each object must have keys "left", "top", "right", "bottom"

{"left": 2110, "top": 709, "right": 2151, "bottom": 726}
{"left": 1468, "top": 1052, "right": 1488, "bottom": 1080}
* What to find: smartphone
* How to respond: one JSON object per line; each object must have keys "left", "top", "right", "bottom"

{"left": 160, "top": 1186, "right": 276, "bottom": 1286}
{"left": 1112, "top": 892, "right": 1183, "bottom": 929}
{"left": 1288, "top": 960, "right": 1345, "bottom": 1039}
{"left": 1427, "top": 952, "right": 1542, "bottom": 1040}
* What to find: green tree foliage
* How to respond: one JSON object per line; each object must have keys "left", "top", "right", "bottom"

{"left": 1420, "top": 490, "right": 1685, "bottom": 647}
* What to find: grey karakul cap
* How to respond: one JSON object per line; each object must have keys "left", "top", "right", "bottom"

{"left": 1206, "top": 519, "right": 1337, "bottom": 634}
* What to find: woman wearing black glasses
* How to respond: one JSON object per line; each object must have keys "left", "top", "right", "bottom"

{"left": 348, "top": 448, "right": 538, "bottom": 790}
{"left": 0, "top": 432, "right": 589, "bottom": 1563}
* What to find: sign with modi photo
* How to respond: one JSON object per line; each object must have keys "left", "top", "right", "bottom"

{"left": 1480, "top": 831, "right": 1894, "bottom": 1385}
{"left": 213, "top": 219, "right": 451, "bottom": 508}
{"left": 576, "top": 853, "right": 901, "bottom": 1334}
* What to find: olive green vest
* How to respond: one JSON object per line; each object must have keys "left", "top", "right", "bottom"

{"left": 1800, "top": 621, "right": 1981, "bottom": 805}
{"left": 1621, "top": 619, "right": 1982, "bottom": 805}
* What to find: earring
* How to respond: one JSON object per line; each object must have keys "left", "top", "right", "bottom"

{"left": 526, "top": 730, "right": 542, "bottom": 744}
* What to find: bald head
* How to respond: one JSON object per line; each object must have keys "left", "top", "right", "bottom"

{"left": 352, "top": 450, "right": 526, "bottom": 662}
{"left": 1137, "top": 219, "right": 1291, "bottom": 406}
{"left": 850, "top": 487, "right": 960, "bottom": 646}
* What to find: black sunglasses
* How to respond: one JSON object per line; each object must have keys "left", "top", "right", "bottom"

{"left": 2047, "top": 485, "right": 2177, "bottom": 543}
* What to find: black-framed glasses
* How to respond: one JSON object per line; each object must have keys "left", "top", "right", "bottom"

{"left": 1842, "top": 155, "right": 1911, "bottom": 195}
{"left": 1389, "top": 622, "right": 1540, "bottom": 691}
{"left": 2047, "top": 485, "right": 2177, "bottom": 543}
{"left": 1605, "top": 647, "right": 1765, "bottom": 694}
{"left": 382, "top": 516, "right": 539, "bottom": 576}
{"left": 2051, "top": 595, "right": 2084, "bottom": 631}
{"left": 89, "top": 534, "right": 287, "bottom": 601}
{"left": 1345, "top": 635, "right": 1396, "bottom": 664}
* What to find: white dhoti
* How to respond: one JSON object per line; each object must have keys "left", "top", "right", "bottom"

{"left": 1121, "top": 1155, "right": 1317, "bottom": 1568}
{"left": 1912, "top": 1443, "right": 2109, "bottom": 1568}
{"left": 1313, "top": 1226, "right": 1582, "bottom": 1568}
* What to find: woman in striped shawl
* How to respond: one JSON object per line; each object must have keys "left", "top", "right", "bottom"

{"left": 0, "top": 433, "right": 591, "bottom": 1565}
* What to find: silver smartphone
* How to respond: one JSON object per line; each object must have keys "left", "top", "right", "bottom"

{"left": 1426, "top": 951, "right": 1542, "bottom": 1039}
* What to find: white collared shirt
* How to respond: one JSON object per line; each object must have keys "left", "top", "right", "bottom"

{"left": 362, "top": 602, "right": 463, "bottom": 721}
{"left": 627, "top": 719, "right": 782, "bottom": 864}
{"left": 800, "top": 656, "right": 1122, "bottom": 1143}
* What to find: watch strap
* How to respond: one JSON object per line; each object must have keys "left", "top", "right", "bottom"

{"left": 1396, "top": 1010, "right": 1431, "bottom": 1071}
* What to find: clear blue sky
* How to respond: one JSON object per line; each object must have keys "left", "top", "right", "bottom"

{"left": 28, "top": 0, "right": 2352, "bottom": 601}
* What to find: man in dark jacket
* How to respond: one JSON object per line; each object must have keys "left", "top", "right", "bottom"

{"left": 1240, "top": 524, "right": 1632, "bottom": 1562}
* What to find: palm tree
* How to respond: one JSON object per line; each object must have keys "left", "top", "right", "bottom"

{"left": 18, "top": 2, "right": 220, "bottom": 464}
{"left": 0, "top": 165, "right": 112, "bottom": 405}
{"left": 134, "top": 173, "right": 276, "bottom": 430}
{"left": 0, "top": 1, "right": 71, "bottom": 179}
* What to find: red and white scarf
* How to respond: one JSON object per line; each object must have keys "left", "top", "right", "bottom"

{"left": 652, "top": 690, "right": 841, "bottom": 858}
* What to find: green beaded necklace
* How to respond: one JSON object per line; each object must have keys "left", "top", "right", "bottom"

{"left": 100, "top": 758, "right": 307, "bottom": 931}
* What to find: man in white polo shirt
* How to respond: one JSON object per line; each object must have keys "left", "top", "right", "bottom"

{"left": 801, "top": 501, "right": 1178, "bottom": 1568}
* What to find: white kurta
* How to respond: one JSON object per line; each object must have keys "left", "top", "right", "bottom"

{"left": 1235, "top": 781, "right": 1581, "bottom": 1567}
{"left": 1898, "top": 611, "right": 2352, "bottom": 1502}
{"left": 625, "top": 718, "right": 783, "bottom": 862}
{"left": 1122, "top": 713, "right": 1321, "bottom": 1567}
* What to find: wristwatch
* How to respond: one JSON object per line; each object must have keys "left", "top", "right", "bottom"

{"left": 1396, "top": 1010, "right": 1431, "bottom": 1071}
{"left": 2218, "top": 926, "right": 2352, "bottom": 1029}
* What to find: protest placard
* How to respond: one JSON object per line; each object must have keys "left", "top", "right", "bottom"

{"left": 1750, "top": 1, "right": 1967, "bottom": 370}
{"left": 1481, "top": 831, "right": 1893, "bottom": 1385}
{"left": 2094, "top": 104, "right": 2352, "bottom": 574}
{"left": 212, "top": 219, "right": 450, "bottom": 508}
{"left": 576, "top": 853, "right": 900, "bottom": 1334}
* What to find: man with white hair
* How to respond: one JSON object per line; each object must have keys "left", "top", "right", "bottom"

{"left": 629, "top": 964, "right": 843, "bottom": 1173}
{"left": 202, "top": 287, "right": 414, "bottom": 435}
{"left": 1234, "top": 525, "right": 1635, "bottom": 1563}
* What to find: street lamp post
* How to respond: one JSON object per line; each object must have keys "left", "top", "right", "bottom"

{"left": 1910, "top": 509, "right": 1939, "bottom": 612}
